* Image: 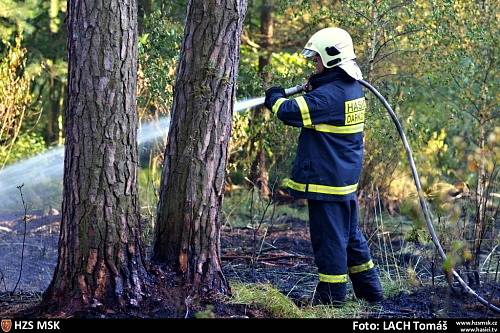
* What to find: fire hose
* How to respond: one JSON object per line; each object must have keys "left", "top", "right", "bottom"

{"left": 262, "top": 81, "right": 500, "bottom": 313}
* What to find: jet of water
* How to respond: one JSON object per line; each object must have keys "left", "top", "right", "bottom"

{"left": 0, "top": 117, "right": 171, "bottom": 212}
{"left": 234, "top": 84, "right": 304, "bottom": 112}
{"left": 234, "top": 97, "right": 265, "bottom": 112}
{"left": 0, "top": 96, "right": 272, "bottom": 212}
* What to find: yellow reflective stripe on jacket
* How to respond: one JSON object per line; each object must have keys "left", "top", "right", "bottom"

{"left": 272, "top": 98, "right": 287, "bottom": 114}
{"left": 319, "top": 273, "right": 348, "bottom": 283}
{"left": 284, "top": 178, "right": 358, "bottom": 196}
{"left": 304, "top": 122, "right": 364, "bottom": 134}
{"left": 294, "top": 96, "right": 312, "bottom": 126}
{"left": 349, "top": 260, "right": 375, "bottom": 274}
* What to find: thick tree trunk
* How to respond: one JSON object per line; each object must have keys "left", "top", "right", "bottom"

{"left": 153, "top": 0, "right": 247, "bottom": 297}
{"left": 249, "top": 0, "right": 273, "bottom": 198}
{"left": 42, "top": 0, "right": 147, "bottom": 312}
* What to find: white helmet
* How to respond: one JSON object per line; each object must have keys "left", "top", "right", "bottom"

{"left": 301, "top": 27, "right": 363, "bottom": 80}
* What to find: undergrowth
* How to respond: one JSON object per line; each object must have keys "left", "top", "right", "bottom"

{"left": 229, "top": 282, "right": 370, "bottom": 318}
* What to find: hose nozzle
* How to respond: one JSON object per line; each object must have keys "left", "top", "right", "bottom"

{"left": 284, "top": 83, "right": 306, "bottom": 97}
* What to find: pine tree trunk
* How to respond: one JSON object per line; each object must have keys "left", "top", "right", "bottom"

{"left": 42, "top": 0, "right": 147, "bottom": 312}
{"left": 153, "top": 0, "right": 247, "bottom": 297}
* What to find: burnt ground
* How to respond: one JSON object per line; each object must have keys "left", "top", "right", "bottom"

{"left": 0, "top": 211, "right": 498, "bottom": 318}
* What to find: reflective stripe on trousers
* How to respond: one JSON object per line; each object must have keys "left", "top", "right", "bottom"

{"left": 319, "top": 273, "right": 348, "bottom": 283}
{"left": 284, "top": 178, "right": 358, "bottom": 196}
{"left": 349, "top": 260, "right": 375, "bottom": 274}
{"left": 319, "top": 260, "right": 376, "bottom": 282}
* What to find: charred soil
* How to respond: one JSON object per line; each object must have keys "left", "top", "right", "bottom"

{"left": 0, "top": 212, "right": 498, "bottom": 318}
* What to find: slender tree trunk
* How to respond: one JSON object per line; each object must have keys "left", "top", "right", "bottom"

{"left": 473, "top": 122, "right": 487, "bottom": 267}
{"left": 46, "top": 79, "right": 59, "bottom": 145}
{"left": 137, "top": 0, "right": 152, "bottom": 35}
{"left": 366, "top": 0, "right": 379, "bottom": 83}
{"left": 42, "top": 0, "right": 147, "bottom": 312}
{"left": 258, "top": 0, "right": 273, "bottom": 83}
{"left": 47, "top": 78, "right": 64, "bottom": 145}
{"left": 357, "top": 0, "right": 379, "bottom": 195}
{"left": 153, "top": 0, "right": 247, "bottom": 298}
{"left": 58, "top": 82, "right": 66, "bottom": 145}
{"left": 249, "top": 0, "right": 273, "bottom": 198}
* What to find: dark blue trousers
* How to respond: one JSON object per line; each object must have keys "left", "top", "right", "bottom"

{"left": 308, "top": 198, "right": 383, "bottom": 303}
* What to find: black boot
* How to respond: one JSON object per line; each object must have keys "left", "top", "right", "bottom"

{"left": 350, "top": 267, "right": 384, "bottom": 304}
{"left": 312, "top": 282, "right": 347, "bottom": 306}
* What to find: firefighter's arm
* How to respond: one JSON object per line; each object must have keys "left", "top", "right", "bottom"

{"left": 264, "top": 86, "right": 311, "bottom": 127}
{"left": 266, "top": 87, "right": 341, "bottom": 127}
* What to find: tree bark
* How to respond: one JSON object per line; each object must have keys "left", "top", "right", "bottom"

{"left": 153, "top": 0, "right": 247, "bottom": 297}
{"left": 42, "top": 0, "right": 147, "bottom": 312}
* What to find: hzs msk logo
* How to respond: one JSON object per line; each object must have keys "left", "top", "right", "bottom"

{"left": 1, "top": 319, "right": 12, "bottom": 333}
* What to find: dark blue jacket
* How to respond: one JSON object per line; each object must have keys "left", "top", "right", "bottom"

{"left": 267, "top": 68, "right": 366, "bottom": 201}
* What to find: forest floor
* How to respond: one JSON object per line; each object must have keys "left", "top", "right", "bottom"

{"left": 0, "top": 210, "right": 498, "bottom": 318}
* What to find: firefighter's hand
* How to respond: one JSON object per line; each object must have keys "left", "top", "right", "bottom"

{"left": 264, "top": 86, "right": 286, "bottom": 110}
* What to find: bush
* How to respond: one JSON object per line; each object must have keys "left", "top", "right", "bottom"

{"left": 0, "top": 131, "right": 46, "bottom": 166}
{"left": 0, "top": 36, "right": 33, "bottom": 168}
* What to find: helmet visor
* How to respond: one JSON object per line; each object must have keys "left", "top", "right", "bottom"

{"left": 301, "top": 48, "right": 317, "bottom": 58}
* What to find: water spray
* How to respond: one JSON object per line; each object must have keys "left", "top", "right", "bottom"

{"left": 0, "top": 117, "right": 171, "bottom": 212}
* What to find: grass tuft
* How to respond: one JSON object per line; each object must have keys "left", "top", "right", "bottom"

{"left": 230, "top": 282, "right": 303, "bottom": 318}
{"left": 229, "top": 282, "right": 368, "bottom": 318}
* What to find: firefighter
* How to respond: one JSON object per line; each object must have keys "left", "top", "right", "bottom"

{"left": 264, "top": 27, "right": 383, "bottom": 305}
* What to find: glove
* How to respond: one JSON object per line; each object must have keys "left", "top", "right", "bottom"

{"left": 264, "top": 86, "right": 286, "bottom": 110}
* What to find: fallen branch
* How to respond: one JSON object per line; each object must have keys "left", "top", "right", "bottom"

{"left": 222, "top": 253, "right": 311, "bottom": 262}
